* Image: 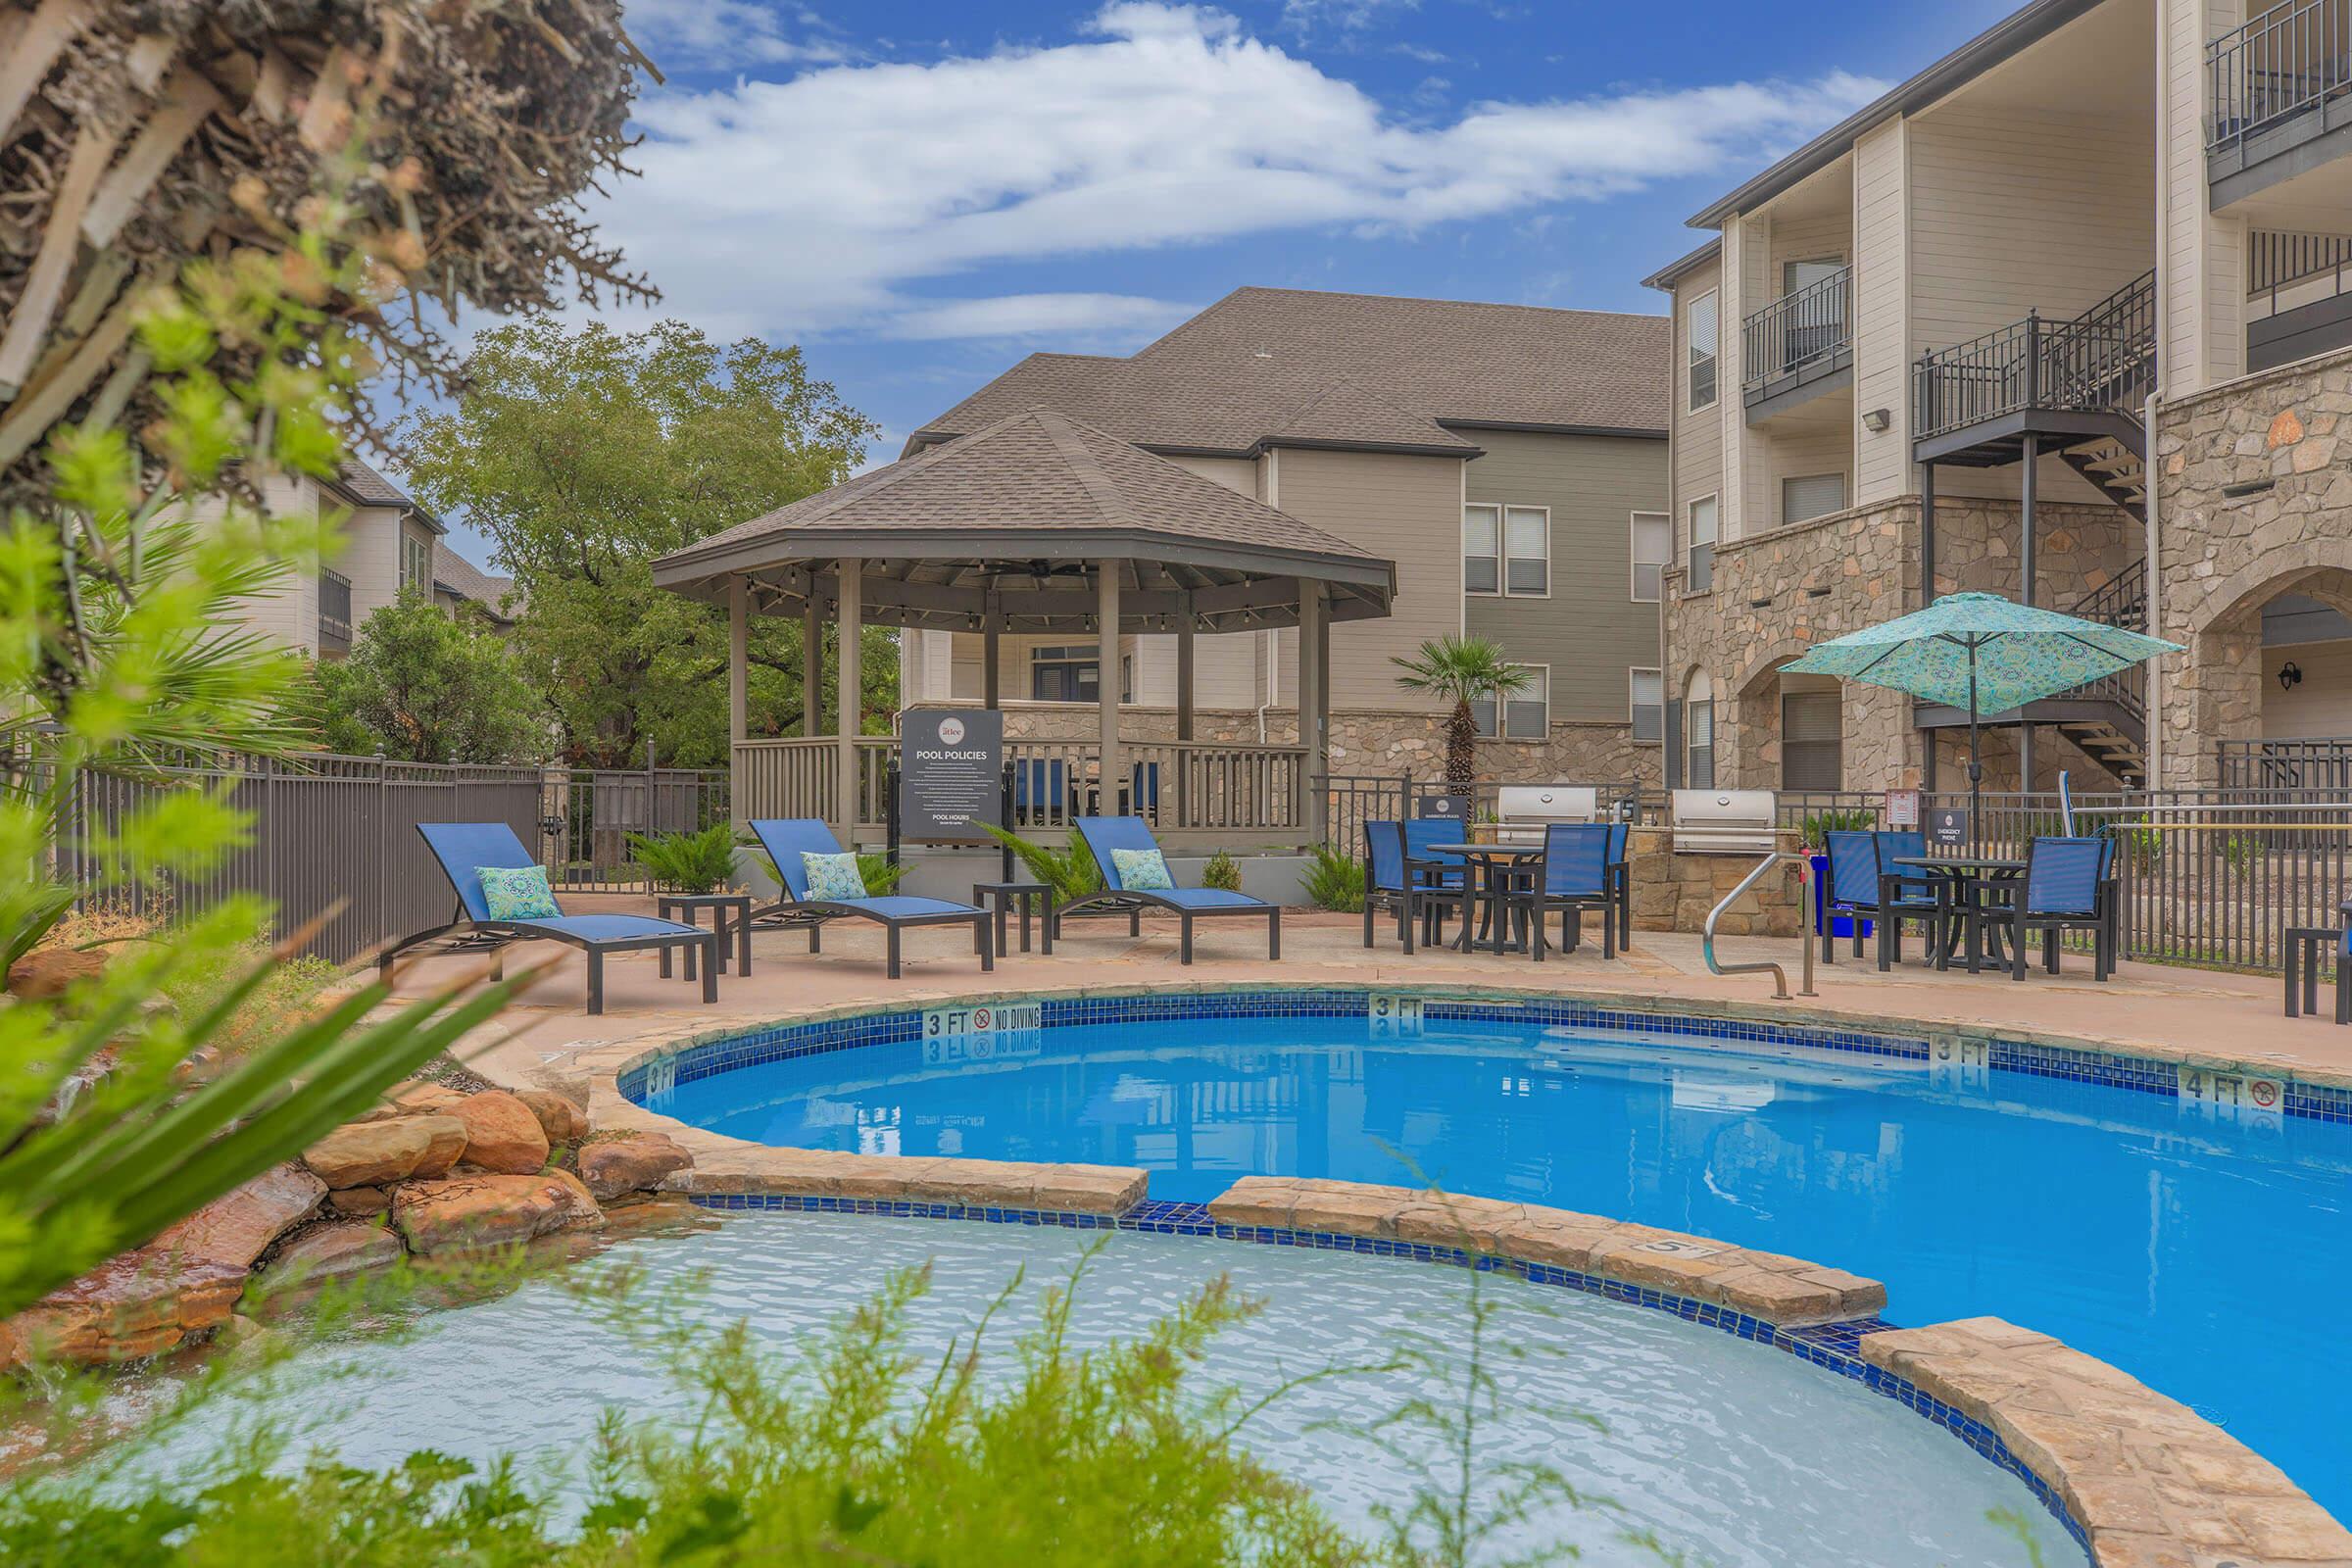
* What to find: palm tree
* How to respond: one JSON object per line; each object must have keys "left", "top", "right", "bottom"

{"left": 1391, "top": 636, "right": 1533, "bottom": 786}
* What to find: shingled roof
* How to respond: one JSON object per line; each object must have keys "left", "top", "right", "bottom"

{"left": 430, "top": 541, "right": 518, "bottom": 621}
{"left": 911, "top": 287, "right": 1669, "bottom": 457}
{"left": 655, "top": 408, "right": 1393, "bottom": 634}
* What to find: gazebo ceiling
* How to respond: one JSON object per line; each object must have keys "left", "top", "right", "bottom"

{"left": 651, "top": 408, "right": 1395, "bottom": 634}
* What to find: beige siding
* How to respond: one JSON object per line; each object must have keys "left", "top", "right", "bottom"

{"left": 1272, "top": 446, "right": 1460, "bottom": 711}
{"left": 1758, "top": 423, "right": 1855, "bottom": 529}
{"left": 1718, "top": 219, "right": 1755, "bottom": 538}
{"left": 1462, "top": 430, "right": 1668, "bottom": 722}
{"left": 1670, "top": 255, "right": 1726, "bottom": 545}
{"left": 1157, "top": 453, "right": 1272, "bottom": 708}
{"left": 2163, "top": 0, "right": 2246, "bottom": 397}
{"left": 1766, "top": 210, "right": 1851, "bottom": 287}
{"left": 217, "top": 472, "right": 323, "bottom": 653}
{"left": 1852, "top": 117, "right": 1912, "bottom": 504}
{"left": 2265, "top": 638, "right": 2352, "bottom": 736}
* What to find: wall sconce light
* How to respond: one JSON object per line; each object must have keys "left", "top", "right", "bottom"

{"left": 1862, "top": 408, "right": 1892, "bottom": 433}
{"left": 2279, "top": 661, "right": 2304, "bottom": 693}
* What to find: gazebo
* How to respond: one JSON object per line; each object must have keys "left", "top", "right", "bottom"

{"left": 652, "top": 409, "right": 1395, "bottom": 844}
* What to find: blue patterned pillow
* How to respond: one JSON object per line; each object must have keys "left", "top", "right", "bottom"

{"left": 801, "top": 851, "right": 868, "bottom": 902}
{"left": 1110, "top": 847, "right": 1175, "bottom": 891}
{"left": 477, "top": 864, "right": 558, "bottom": 921}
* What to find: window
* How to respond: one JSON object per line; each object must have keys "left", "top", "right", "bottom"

{"left": 1783, "top": 471, "right": 1846, "bottom": 525}
{"left": 1030, "top": 646, "right": 1099, "bottom": 703}
{"left": 1782, "top": 688, "right": 1843, "bottom": 791}
{"left": 1631, "top": 513, "right": 1671, "bottom": 602}
{"left": 1686, "top": 671, "right": 1716, "bottom": 789}
{"left": 1631, "top": 667, "right": 1662, "bottom": 744}
{"left": 1687, "top": 290, "right": 1718, "bottom": 411}
{"left": 1687, "top": 495, "right": 1717, "bottom": 594}
{"left": 1503, "top": 506, "right": 1548, "bottom": 595}
{"left": 1462, "top": 505, "right": 1499, "bottom": 595}
{"left": 400, "top": 531, "right": 431, "bottom": 595}
{"left": 1471, "top": 664, "right": 1549, "bottom": 741}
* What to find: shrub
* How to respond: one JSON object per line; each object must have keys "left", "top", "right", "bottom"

{"left": 1202, "top": 849, "right": 1244, "bottom": 894}
{"left": 1302, "top": 845, "right": 1366, "bottom": 912}
{"left": 980, "top": 824, "right": 1102, "bottom": 903}
{"left": 1798, "top": 808, "right": 1876, "bottom": 851}
{"left": 627, "top": 822, "right": 739, "bottom": 894}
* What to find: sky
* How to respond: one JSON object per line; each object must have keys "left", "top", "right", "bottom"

{"left": 429, "top": 0, "right": 2027, "bottom": 563}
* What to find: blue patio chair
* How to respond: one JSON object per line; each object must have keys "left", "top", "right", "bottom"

{"left": 386, "top": 821, "right": 716, "bottom": 1015}
{"left": 1604, "top": 819, "right": 1632, "bottom": 950}
{"left": 1867, "top": 828, "right": 1946, "bottom": 969}
{"left": 1362, "top": 820, "right": 1468, "bottom": 953}
{"left": 745, "top": 818, "right": 993, "bottom": 980}
{"left": 1511, "top": 823, "right": 1617, "bottom": 963}
{"left": 1997, "top": 836, "right": 2118, "bottom": 982}
{"left": 1059, "top": 815, "right": 1280, "bottom": 964}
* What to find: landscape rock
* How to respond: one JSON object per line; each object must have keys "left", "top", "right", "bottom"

{"left": 445, "top": 1092, "right": 549, "bottom": 1175}
{"left": 327, "top": 1186, "right": 391, "bottom": 1216}
{"left": 8, "top": 1251, "right": 247, "bottom": 1362}
{"left": 578, "top": 1132, "right": 694, "bottom": 1200}
{"left": 389, "top": 1173, "right": 602, "bottom": 1254}
{"left": 303, "top": 1121, "right": 435, "bottom": 1188}
{"left": 408, "top": 1114, "right": 468, "bottom": 1178}
{"left": 5, "top": 946, "right": 107, "bottom": 999}
{"left": 152, "top": 1163, "right": 327, "bottom": 1270}
{"left": 515, "top": 1090, "right": 587, "bottom": 1146}
{"left": 260, "top": 1223, "right": 405, "bottom": 1288}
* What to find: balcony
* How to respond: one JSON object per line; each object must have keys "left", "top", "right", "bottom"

{"left": 318, "top": 567, "right": 353, "bottom": 655}
{"left": 2247, "top": 228, "right": 2352, "bottom": 369}
{"left": 1912, "top": 270, "right": 2155, "bottom": 465}
{"left": 1740, "top": 265, "right": 1851, "bottom": 421}
{"left": 2208, "top": 0, "right": 2352, "bottom": 209}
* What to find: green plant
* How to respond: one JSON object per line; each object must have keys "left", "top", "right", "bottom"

{"left": 1302, "top": 844, "right": 1366, "bottom": 912}
{"left": 980, "top": 823, "right": 1102, "bottom": 903}
{"left": 1798, "top": 808, "right": 1876, "bottom": 851}
{"left": 628, "top": 822, "right": 740, "bottom": 894}
{"left": 296, "top": 596, "right": 547, "bottom": 763}
{"left": 1391, "top": 636, "right": 1533, "bottom": 786}
{"left": 1202, "top": 849, "right": 1244, "bottom": 894}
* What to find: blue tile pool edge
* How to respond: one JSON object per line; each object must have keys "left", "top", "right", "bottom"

{"left": 687, "top": 1191, "right": 2090, "bottom": 1558}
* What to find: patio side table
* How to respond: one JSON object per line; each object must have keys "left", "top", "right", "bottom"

{"left": 972, "top": 880, "right": 1053, "bottom": 957}
{"left": 2283, "top": 926, "right": 2350, "bottom": 1023}
{"left": 657, "top": 892, "right": 753, "bottom": 978}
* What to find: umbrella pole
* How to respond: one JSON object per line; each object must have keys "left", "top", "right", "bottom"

{"left": 1967, "top": 645, "right": 1984, "bottom": 858}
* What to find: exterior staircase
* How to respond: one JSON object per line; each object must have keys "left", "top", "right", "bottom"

{"left": 2050, "top": 557, "right": 2150, "bottom": 787}
{"left": 2058, "top": 431, "right": 2147, "bottom": 520}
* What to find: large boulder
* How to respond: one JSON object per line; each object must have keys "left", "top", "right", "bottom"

{"left": 515, "top": 1090, "right": 587, "bottom": 1146}
{"left": 8, "top": 1251, "right": 248, "bottom": 1363}
{"left": 152, "top": 1163, "right": 327, "bottom": 1270}
{"left": 258, "top": 1223, "right": 404, "bottom": 1289}
{"left": 578, "top": 1132, "right": 694, "bottom": 1200}
{"left": 389, "top": 1174, "right": 602, "bottom": 1254}
{"left": 327, "top": 1186, "right": 390, "bottom": 1216}
{"left": 303, "top": 1122, "right": 436, "bottom": 1189}
{"left": 408, "top": 1115, "right": 468, "bottom": 1179}
{"left": 445, "top": 1092, "right": 548, "bottom": 1175}
{"left": 5, "top": 946, "right": 107, "bottom": 999}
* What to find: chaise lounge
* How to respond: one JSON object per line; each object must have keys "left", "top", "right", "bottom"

{"left": 387, "top": 821, "right": 717, "bottom": 1015}
{"left": 1055, "top": 815, "right": 1280, "bottom": 964}
{"left": 745, "top": 817, "right": 994, "bottom": 980}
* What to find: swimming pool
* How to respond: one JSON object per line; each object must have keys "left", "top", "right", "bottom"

{"left": 636, "top": 991, "right": 2352, "bottom": 1513}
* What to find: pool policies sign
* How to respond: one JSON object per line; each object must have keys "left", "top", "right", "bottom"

{"left": 900, "top": 708, "right": 1004, "bottom": 843}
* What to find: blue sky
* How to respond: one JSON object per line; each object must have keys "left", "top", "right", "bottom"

{"left": 435, "top": 0, "right": 2022, "bottom": 558}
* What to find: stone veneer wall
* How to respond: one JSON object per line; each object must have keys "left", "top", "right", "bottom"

{"left": 2152, "top": 344, "right": 2352, "bottom": 788}
{"left": 1664, "top": 495, "right": 2139, "bottom": 793}
{"left": 1628, "top": 826, "right": 1808, "bottom": 937}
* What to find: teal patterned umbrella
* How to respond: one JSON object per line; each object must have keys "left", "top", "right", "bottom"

{"left": 1783, "top": 592, "right": 2180, "bottom": 842}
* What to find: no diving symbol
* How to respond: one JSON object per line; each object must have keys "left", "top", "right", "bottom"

{"left": 2252, "top": 1079, "right": 2278, "bottom": 1109}
{"left": 973, "top": 1006, "right": 992, "bottom": 1030}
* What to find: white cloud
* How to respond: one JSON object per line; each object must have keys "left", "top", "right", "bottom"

{"left": 595, "top": 2, "right": 1882, "bottom": 342}
{"left": 879, "top": 292, "right": 1198, "bottom": 341}
{"left": 1281, "top": 0, "right": 1420, "bottom": 34}
{"left": 623, "top": 0, "right": 853, "bottom": 68}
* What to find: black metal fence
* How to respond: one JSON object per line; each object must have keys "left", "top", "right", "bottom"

{"left": 2220, "top": 736, "right": 2352, "bottom": 791}
{"left": 1914, "top": 270, "right": 2156, "bottom": 441}
{"left": 1740, "top": 265, "right": 1849, "bottom": 395}
{"left": 2208, "top": 0, "right": 2352, "bottom": 153}
{"left": 60, "top": 752, "right": 729, "bottom": 963}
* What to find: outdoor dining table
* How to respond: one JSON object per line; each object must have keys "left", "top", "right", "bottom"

{"left": 1889, "top": 856, "right": 2027, "bottom": 972}
{"left": 1429, "top": 842, "right": 1545, "bottom": 955}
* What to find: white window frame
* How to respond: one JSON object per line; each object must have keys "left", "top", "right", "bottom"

{"left": 1630, "top": 667, "right": 1663, "bottom": 745}
{"left": 1687, "top": 289, "right": 1719, "bottom": 413}
{"left": 1462, "top": 503, "right": 1500, "bottom": 597}
{"left": 1686, "top": 493, "right": 1718, "bottom": 595}
{"left": 1502, "top": 505, "right": 1549, "bottom": 597}
{"left": 400, "top": 530, "right": 431, "bottom": 596}
{"left": 1685, "top": 671, "right": 1716, "bottom": 790}
{"left": 1631, "top": 512, "right": 1671, "bottom": 603}
{"left": 1470, "top": 663, "right": 1549, "bottom": 742}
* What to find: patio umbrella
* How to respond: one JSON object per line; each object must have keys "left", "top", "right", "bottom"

{"left": 1781, "top": 591, "right": 2181, "bottom": 845}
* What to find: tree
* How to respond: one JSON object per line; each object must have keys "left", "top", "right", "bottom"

{"left": 1391, "top": 636, "right": 1534, "bottom": 786}
{"left": 301, "top": 597, "right": 547, "bottom": 763}
{"left": 399, "top": 318, "right": 888, "bottom": 767}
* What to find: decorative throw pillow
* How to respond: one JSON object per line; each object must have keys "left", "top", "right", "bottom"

{"left": 477, "top": 864, "right": 559, "bottom": 921}
{"left": 1110, "top": 846, "right": 1175, "bottom": 891}
{"left": 801, "top": 851, "right": 868, "bottom": 902}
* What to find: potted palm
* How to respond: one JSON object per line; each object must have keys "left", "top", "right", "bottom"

{"left": 1391, "top": 636, "right": 1533, "bottom": 830}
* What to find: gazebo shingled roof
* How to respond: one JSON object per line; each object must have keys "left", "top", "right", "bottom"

{"left": 651, "top": 408, "right": 1395, "bottom": 634}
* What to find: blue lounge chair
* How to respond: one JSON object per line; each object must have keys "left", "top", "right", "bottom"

{"left": 1512, "top": 824, "right": 1618, "bottom": 962}
{"left": 1996, "top": 836, "right": 2118, "bottom": 982}
{"left": 387, "top": 822, "right": 716, "bottom": 1014}
{"left": 745, "top": 818, "right": 993, "bottom": 980}
{"left": 1058, "top": 816, "right": 1280, "bottom": 964}
{"left": 1820, "top": 829, "right": 1944, "bottom": 966}
{"left": 1362, "top": 820, "right": 1467, "bottom": 953}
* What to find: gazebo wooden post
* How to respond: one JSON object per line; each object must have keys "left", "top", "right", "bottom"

{"left": 1097, "top": 561, "right": 1121, "bottom": 820}
{"left": 1175, "top": 590, "right": 1196, "bottom": 828}
{"left": 727, "top": 577, "right": 748, "bottom": 826}
{"left": 1297, "top": 579, "right": 1328, "bottom": 843}
{"left": 982, "top": 591, "right": 1003, "bottom": 710}
{"left": 800, "top": 589, "right": 823, "bottom": 739}
{"left": 836, "top": 558, "right": 862, "bottom": 842}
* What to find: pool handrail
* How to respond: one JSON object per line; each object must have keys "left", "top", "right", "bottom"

{"left": 1701, "top": 850, "right": 1817, "bottom": 1000}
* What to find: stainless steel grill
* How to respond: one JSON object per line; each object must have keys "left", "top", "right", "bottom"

{"left": 1670, "top": 789, "right": 1778, "bottom": 856}
{"left": 1493, "top": 784, "right": 1599, "bottom": 846}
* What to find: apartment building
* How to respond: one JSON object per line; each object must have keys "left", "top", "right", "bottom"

{"left": 229, "top": 459, "right": 515, "bottom": 657}
{"left": 896, "top": 287, "right": 1673, "bottom": 783}
{"left": 1645, "top": 0, "right": 2352, "bottom": 794}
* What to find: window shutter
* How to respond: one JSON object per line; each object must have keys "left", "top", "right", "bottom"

{"left": 1783, "top": 472, "right": 1846, "bottom": 524}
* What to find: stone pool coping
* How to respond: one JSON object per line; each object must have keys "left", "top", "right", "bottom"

{"left": 571, "top": 978, "right": 2352, "bottom": 1568}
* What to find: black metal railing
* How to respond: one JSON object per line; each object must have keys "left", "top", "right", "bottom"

{"left": 318, "top": 567, "right": 354, "bottom": 649}
{"left": 2220, "top": 737, "right": 2352, "bottom": 790}
{"left": 2052, "top": 558, "right": 2150, "bottom": 722}
{"left": 2248, "top": 228, "right": 2352, "bottom": 316}
{"left": 2209, "top": 0, "right": 2352, "bottom": 154}
{"left": 1741, "top": 265, "right": 1850, "bottom": 396}
{"left": 1914, "top": 270, "right": 2156, "bottom": 442}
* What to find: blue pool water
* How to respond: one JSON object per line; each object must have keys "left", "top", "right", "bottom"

{"left": 651, "top": 1007, "right": 2352, "bottom": 1511}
